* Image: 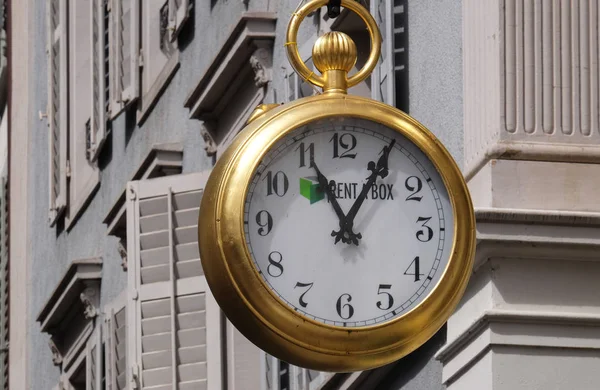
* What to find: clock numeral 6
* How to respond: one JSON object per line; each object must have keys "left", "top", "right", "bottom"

{"left": 405, "top": 176, "right": 423, "bottom": 202}
{"left": 294, "top": 282, "right": 314, "bottom": 308}
{"left": 376, "top": 284, "right": 394, "bottom": 310}
{"left": 336, "top": 293, "right": 354, "bottom": 320}
{"left": 267, "top": 251, "right": 284, "bottom": 278}
{"left": 416, "top": 216, "right": 434, "bottom": 242}
{"left": 263, "top": 171, "right": 289, "bottom": 197}
{"left": 330, "top": 133, "right": 357, "bottom": 159}
{"left": 256, "top": 210, "right": 273, "bottom": 236}
{"left": 404, "top": 256, "right": 424, "bottom": 282}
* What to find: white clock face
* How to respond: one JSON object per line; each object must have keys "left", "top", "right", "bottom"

{"left": 243, "top": 117, "right": 455, "bottom": 327}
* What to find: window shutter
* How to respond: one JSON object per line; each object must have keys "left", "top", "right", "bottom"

{"left": 168, "top": 0, "right": 190, "bottom": 41}
{"left": 113, "top": 0, "right": 140, "bottom": 108}
{"left": 127, "top": 172, "right": 223, "bottom": 390}
{"left": 67, "top": 0, "right": 100, "bottom": 227}
{"left": 86, "top": 325, "right": 103, "bottom": 390}
{"left": 89, "top": 0, "right": 108, "bottom": 162}
{"left": 105, "top": 292, "right": 128, "bottom": 390}
{"left": 370, "top": 0, "right": 395, "bottom": 105}
{"left": 47, "top": 0, "right": 68, "bottom": 225}
{"left": 0, "top": 176, "right": 7, "bottom": 390}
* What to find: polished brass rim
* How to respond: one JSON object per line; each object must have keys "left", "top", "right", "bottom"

{"left": 285, "top": 0, "right": 381, "bottom": 89}
{"left": 199, "top": 94, "right": 476, "bottom": 371}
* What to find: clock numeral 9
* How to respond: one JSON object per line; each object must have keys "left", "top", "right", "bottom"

{"left": 336, "top": 293, "right": 354, "bottom": 319}
{"left": 294, "top": 282, "right": 314, "bottom": 308}
{"left": 416, "top": 216, "right": 434, "bottom": 242}
{"left": 376, "top": 284, "right": 394, "bottom": 310}
{"left": 295, "top": 142, "right": 315, "bottom": 168}
{"left": 256, "top": 210, "right": 273, "bottom": 236}
{"left": 330, "top": 133, "right": 357, "bottom": 159}
{"left": 405, "top": 176, "right": 423, "bottom": 202}
{"left": 263, "top": 171, "right": 289, "bottom": 197}
{"left": 404, "top": 256, "right": 424, "bottom": 282}
{"left": 267, "top": 251, "right": 284, "bottom": 278}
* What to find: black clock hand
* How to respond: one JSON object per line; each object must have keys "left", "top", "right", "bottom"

{"left": 311, "top": 160, "right": 348, "bottom": 243}
{"left": 340, "top": 139, "right": 396, "bottom": 245}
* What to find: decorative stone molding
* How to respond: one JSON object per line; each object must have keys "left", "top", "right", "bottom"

{"left": 184, "top": 12, "right": 277, "bottom": 120}
{"left": 37, "top": 258, "right": 102, "bottom": 368}
{"left": 201, "top": 128, "right": 218, "bottom": 156}
{"left": 249, "top": 46, "right": 272, "bottom": 88}
{"left": 49, "top": 339, "right": 62, "bottom": 366}
{"left": 117, "top": 239, "right": 128, "bottom": 271}
{"left": 80, "top": 287, "right": 98, "bottom": 320}
{"left": 463, "top": 0, "right": 600, "bottom": 179}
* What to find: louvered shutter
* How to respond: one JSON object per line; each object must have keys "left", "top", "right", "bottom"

{"left": 86, "top": 325, "right": 103, "bottom": 390}
{"left": 105, "top": 292, "right": 128, "bottom": 390}
{"left": 47, "top": 0, "right": 68, "bottom": 225}
{"left": 67, "top": 0, "right": 100, "bottom": 227}
{"left": 370, "top": 0, "right": 395, "bottom": 105}
{"left": 127, "top": 172, "right": 223, "bottom": 390}
{"left": 113, "top": 0, "right": 140, "bottom": 107}
{"left": 226, "top": 324, "right": 262, "bottom": 389}
{"left": 89, "top": 0, "right": 108, "bottom": 162}
{"left": 168, "top": 0, "right": 190, "bottom": 41}
{"left": 0, "top": 175, "right": 7, "bottom": 390}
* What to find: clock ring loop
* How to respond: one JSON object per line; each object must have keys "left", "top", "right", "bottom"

{"left": 285, "top": 0, "right": 382, "bottom": 89}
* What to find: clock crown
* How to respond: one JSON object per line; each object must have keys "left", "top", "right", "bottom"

{"left": 312, "top": 31, "right": 358, "bottom": 74}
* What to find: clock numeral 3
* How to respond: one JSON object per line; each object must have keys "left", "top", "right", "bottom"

{"left": 263, "top": 171, "right": 289, "bottom": 197}
{"left": 336, "top": 293, "right": 354, "bottom": 319}
{"left": 405, "top": 176, "right": 423, "bottom": 202}
{"left": 416, "top": 216, "right": 434, "bottom": 242}
{"left": 256, "top": 210, "right": 273, "bottom": 236}
{"left": 294, "top": 282, "right": 314, "bottom": 308}
{"left": 267, "top": 251, "right": 284, "bottom": 277}
{"left": 330, "top": 133, "right": 357, "bottom": 159}
{"left": 295, "top": 142, "right": 315, "bottom": 168}
{"left": 404, "top": 256, "right": 424, "bottom": 282}
{"left": 376, "top": 284, "right": 394, "bottom": 310}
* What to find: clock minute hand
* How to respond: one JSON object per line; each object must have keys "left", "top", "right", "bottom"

{"left": 311, "top": 160, "right": 349, "bottom": 243}
{"left": 341, "top": 139, "right": 396, "bottom": 245}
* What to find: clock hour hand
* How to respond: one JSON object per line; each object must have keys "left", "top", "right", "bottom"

{"left": 340, "top": 139, "right": 396, "bottom": 245}
{"left": 311, "top": 160, "right": 348, "bottom": 242}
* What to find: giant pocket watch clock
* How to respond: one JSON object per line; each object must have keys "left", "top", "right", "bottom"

{"left": 198, "top": 0, "right": 475, "bottom": 372}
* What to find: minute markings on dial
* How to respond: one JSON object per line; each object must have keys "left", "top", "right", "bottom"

{"left": 244, "top": 123, "right": 449, "bottom": 326}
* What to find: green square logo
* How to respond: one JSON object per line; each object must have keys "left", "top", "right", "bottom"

{"left": 299, "top": 176, "right": 325, "bottom": 204}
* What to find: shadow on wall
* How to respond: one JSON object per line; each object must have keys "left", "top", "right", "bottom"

{"left": 374, "top": 324, "right": 447, "bottom": 390}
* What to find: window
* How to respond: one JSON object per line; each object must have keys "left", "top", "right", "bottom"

{"left": 184, "top": 13, "right": 277, "bottom": 160}
{"left": 104, "top": 143, "right": 183, "bottom": 271}
{"left": 126, "top": 172, "right": 224, "bottom": 388}
{"left": 37, "top": 259, "right": 103, "bottom": 389}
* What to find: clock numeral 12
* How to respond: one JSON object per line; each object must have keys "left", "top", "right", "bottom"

{"left": 263, "top": 171, "right": 289, "bottom": 197}
{"left": 330, "top": 133, "right": 357, "bottom": 159}
{"left": 295, "top": 142, "right": 315, "bottom": 168}
{"left": 336, "top": 293, "right": 354, "bottom": 319}
{"left": 404, "top": 256, "right": 424, "bottom": 282}
{"left": 294, "top": 282, "right": 314, "bottom": 308}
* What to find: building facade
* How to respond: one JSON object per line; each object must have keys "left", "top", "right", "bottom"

{"left": 7, "top": 0, "right": 600, "bottom": 389}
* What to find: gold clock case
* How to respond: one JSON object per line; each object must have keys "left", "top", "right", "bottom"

{"left": 198, "top": 93, "right": 476, "bottom": 372}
